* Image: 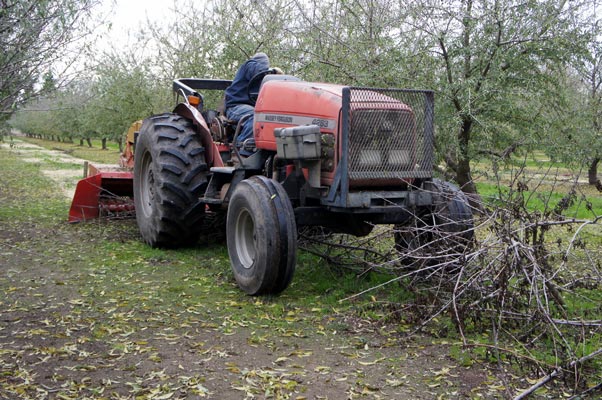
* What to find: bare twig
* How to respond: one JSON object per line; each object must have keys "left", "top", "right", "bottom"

{"left": 305, "top": 165, "right": 601, "bottom": 397}
{"left": 513, "top": 348, "right": 602, "bottom": 400}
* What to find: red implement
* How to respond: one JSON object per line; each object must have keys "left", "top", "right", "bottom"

{"left": 68, "top": 169, "right": 134, "bottom": 223}
{"left": 68, "top": 121, "right": 139, "bottom": 222}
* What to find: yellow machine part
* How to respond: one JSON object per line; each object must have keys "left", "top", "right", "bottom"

{"left": 126, "top": 120, "right": 143, "bottom": 148}
{"left": 119, "top": 120, "right": 143, "bottom": 169}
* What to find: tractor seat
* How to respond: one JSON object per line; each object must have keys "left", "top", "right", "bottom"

{"left": 260, "top": 74, "right": 302, "bottom": 87}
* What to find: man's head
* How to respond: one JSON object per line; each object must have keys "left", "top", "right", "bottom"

{"left": 252, "top": 53, "right": 269, "bottom": 63}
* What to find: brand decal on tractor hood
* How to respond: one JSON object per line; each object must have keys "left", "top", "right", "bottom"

{"left": 255, "top": 113, "right": 336, "bottom": 130}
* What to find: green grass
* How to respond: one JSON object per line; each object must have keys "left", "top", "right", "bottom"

{"left": 519, "top": 150, "right": 566, "bottom": 169}
{"left": 0, "top": 152, "right": 68, "bottom": 223}
{"left": 0, "top": 146, "right": 408, "bottom": 334}
{"left": 473, "top": 150, "right": 574, "bottom": 175}
{"left": 16, "top": 136, "right": 122, "bottom": 164}
{"left": 476, "top": 181, "right": 602, "bottom": 219}
{"left": 564, "top": 289, "right": 602, "bottom": 320}
{"left": 3, "top": 138, "right": 602, "bottom": 397}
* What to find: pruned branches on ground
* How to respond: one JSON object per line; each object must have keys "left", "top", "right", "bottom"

{"left": 300, "top": 172, "right": 602, "bottom": 398}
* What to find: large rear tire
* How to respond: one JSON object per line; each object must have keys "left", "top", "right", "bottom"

{"left": 134, "top": 113, "right": 208, "bottom": 247}
{"left": 227, "top": 176, "right": 297, "bottom": 295}
{"left": 395, "top": 179, "right": 473, "bottom": 265}
{"left": 427, "top": 179, "right": 474, "bottom": 246}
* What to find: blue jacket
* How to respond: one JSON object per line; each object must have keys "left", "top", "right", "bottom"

{"left": 225, "top": 53, "right": 270, "bottom": 108}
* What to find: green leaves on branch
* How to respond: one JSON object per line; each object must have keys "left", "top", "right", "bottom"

{"left": 8, "top": 0, "right": 602, "bottom": 186}
{"left": 0, "top": 0, "right": 100, "bottom": 116}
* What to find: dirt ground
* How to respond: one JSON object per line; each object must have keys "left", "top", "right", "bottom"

{"left": 0, "top": 140, "right": 512, "bottom": 399}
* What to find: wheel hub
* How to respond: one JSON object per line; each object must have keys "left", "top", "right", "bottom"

{"left": 140, "top": 153, "right": 155, "bottom": 217}
{"left": 235, "top": 208, "right": 256, "bottom": 269}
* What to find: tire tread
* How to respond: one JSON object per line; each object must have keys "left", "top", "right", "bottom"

{"left": 134, "top": 113, "right": 208, "bottom": 247}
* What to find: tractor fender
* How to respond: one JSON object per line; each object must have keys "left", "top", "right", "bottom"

{"left": 173, "top": 103, "right": 222, "bottom": 167}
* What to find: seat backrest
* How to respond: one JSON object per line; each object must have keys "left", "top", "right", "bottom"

{"left": 260, "top": 74, "right": 303, "bottom": 88}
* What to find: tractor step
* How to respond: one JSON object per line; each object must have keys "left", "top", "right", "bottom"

{"left": 210, "top": 166, "right": 236, "bottom": 175}
{"left": 202, "top": 197, "right": 223, "bottom": 205}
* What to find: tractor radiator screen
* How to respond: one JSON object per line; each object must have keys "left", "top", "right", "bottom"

{"left": 344, "top": 88, "right": 434, "bottom": 183}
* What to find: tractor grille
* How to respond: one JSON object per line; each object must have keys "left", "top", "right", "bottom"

{"left": 344, "top": 88, "right": 434, "bottom": 183}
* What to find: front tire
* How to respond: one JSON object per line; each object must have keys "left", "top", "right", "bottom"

{"left": 227, "top": 176, "right": 297, "bottom": 295}
{"left": 134, "top": 113, "right": 209, "bottom": 247}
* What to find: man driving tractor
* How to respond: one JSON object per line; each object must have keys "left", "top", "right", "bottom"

{"left": 224, "top": 52, "right": 281, "bottom": 153}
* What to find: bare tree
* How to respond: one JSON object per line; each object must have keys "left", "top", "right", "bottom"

{"left": 303, "top": 164, "right": 602, "bottom": 397}
{"left": 0, "top": 0, "right": 100, "bottom": 124}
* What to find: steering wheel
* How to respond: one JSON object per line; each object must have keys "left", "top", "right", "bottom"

{"left": 247, "top": 68, "right": 277, "bottom": 105}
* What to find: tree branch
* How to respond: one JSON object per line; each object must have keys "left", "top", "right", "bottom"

{"left": 513, "top": 348, "right": 602, "bottom": 400}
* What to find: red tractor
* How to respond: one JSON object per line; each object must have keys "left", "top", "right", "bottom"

{"left": 74, "top": 72, "right": 474, "bottom": 295}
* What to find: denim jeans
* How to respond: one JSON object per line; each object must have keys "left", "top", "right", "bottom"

{"left": 226, "top": 104, "right": 255, "bottom": 145}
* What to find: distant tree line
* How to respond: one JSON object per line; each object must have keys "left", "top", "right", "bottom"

{"left": 1, "top": 0, "right": 100, "bottom": 136}
{"left": 11, "top": 61, "right": 170, "bottom": 151}
{"left": 6, "top": 0, "right": 602, "bottom": 188}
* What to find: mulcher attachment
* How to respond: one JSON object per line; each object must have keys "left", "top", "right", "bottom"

{"left": 68, "top": 169, "right": 134, "bottom": 223}
{"left": 68, "top": 120, "right": 140, "bottom": 222}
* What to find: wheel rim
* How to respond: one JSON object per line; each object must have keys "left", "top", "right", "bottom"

{"left": 235, "top": 208, "right": 256, "bottom": 269}
{"left": 139, "top": 152, "right": 154, "bottom": 218}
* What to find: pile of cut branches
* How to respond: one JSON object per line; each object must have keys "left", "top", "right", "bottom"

{"left": 300, "top": 170, "right": 602, "bottom": 398}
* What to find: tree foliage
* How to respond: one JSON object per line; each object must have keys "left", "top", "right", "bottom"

{"left": 8, "top": 0, "right": 600, "bottom": 186}
{"left": 540, "top": 4, "right": 602, "bottom": 185}
{"left": 85, "top": 53, "right": 171, "bottom": 148}
{"left": 11, "top": 50, "right": 171, "bottom": 148}
{"left": 0, "top": 0, "right": 100, "bottom": 120}
{"left": 398, "top": 0, "right": 592, "bottom": 194}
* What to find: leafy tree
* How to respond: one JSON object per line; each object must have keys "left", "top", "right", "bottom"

{"left": 538, "top": 5, "right": 601, "bottom": 186}
{"left": 400, "top": 0, "right": 592, "bottom": 195}
{"left": 41, "top": 72, "right": 58, "bottom": 95}
{"left": 11, "top": 80, "right": 92, "bottom": 143}
{"left": 148, "top": 0, "right": 295, "bottom": 81}
{"left": 10, "top": 97, "right": 51, "bottom": 139}
{"left": 149, "top": 2, "right": 224, "bottom": 80}
{"left": 0, "top": 0, "right": 100, "bottom": 121}
{"left": 82, "top": 53, "right": 171, "bottom": 150}
{"left": 582, "top": 19, "right": 602, "bottom": 185}
{"left": 211, "top": 0, "right": 295, "bottom": 72}
{"left": 287, "top": 0, "right": 408, "bottom": 85}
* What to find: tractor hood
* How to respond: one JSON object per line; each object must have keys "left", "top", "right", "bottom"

{"left": 254, "top": 80, "right": 344, "bottom": 153}
{"left": 255, "top": 80, "right": 344, "bottom": 132}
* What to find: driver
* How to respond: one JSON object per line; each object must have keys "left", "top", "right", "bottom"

{"left": 224, "top": 53, "right": 281, "bottom": 153}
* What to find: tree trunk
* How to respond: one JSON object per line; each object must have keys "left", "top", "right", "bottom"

{"left": 86, "top": 137, "right": 92, "bottom": 147}
{"left": 455, "top": 117, "right": 478, "bottom": 194}
{"left": 118, "top": 137, "right": 123, "bottom": 153}
{"left": 101, "top": 137, "right": 107, "bottom": 150}
{"left": 455, "top": 157, "right": 478, "bottom": 194}
{"left": 588, "top": 157, "right": 599, "bottom": 185}
{"left": 451, "top": 117, "right": 483, "bottom": 211}
{"left": 79, "top": 138, "right": 84, "bottom": 146}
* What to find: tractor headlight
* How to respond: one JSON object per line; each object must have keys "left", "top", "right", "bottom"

{"left": 359, "top": 150, "right": 382, "bottom": 165}
{"left": 387, "top": 150, "right": 411, "bottom": 167}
